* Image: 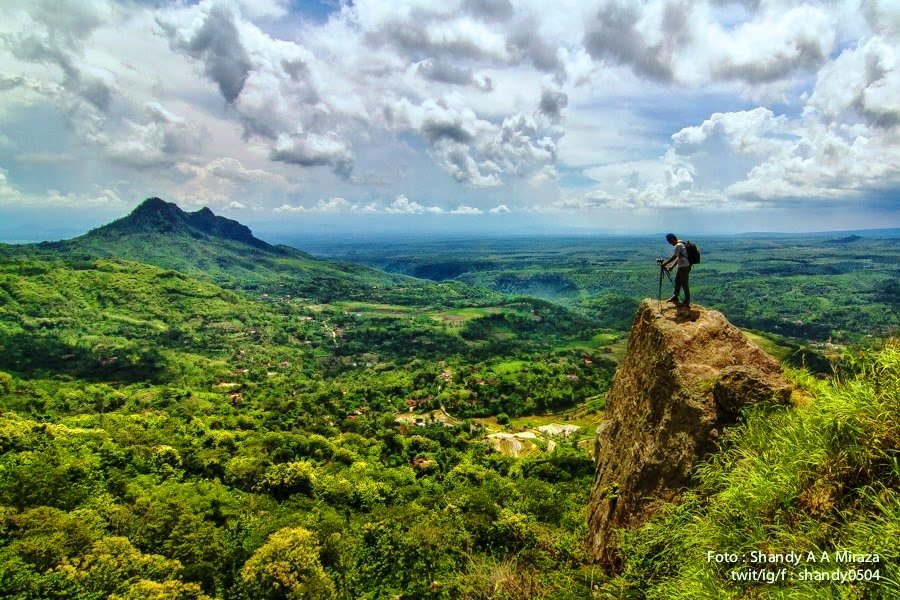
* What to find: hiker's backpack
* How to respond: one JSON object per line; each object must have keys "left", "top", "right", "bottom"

{"left": 684, "top": 241, "right": 701, "bottom": 264}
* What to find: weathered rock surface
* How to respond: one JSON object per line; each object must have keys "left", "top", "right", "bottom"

{"left": 588, "top": 299, "right": 791, "bottom": 567}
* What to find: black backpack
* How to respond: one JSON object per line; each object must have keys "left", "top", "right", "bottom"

{"left": 684, "top": 241, "right": 701, "bottom": 264}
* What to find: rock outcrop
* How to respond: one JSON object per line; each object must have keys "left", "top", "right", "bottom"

{"left": 588, "top": 299, "right": 791, "bottom": 567}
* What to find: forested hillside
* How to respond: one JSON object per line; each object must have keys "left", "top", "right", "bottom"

{"left": 0, "top": 204, "right": 619, "bottom": 598}
{"left": 0, "top": 200, "right": 896, "bottom": 599}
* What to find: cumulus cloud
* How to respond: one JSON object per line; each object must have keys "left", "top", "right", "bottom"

{"left": 712, "top": 39, "right": 900, "bottom": 202}
{"left": 581, "top": 76, "right": 900, "bottom": 210}
{"left": 583, "top": 0, "right": 835, "bottom": 87}
{"left": 175, "top": 157, "right": 296, "bottom": 207}
{"left": 538, "top": 87, "right": 568, "bottom": 123}
{"left": 270, "top": 133, "right": 354, "bottom": 179}
{"left": 725, "top": 120, "right": 900, "bottom": 201}
{"left": 273, "top": 197, "right": 350, "bottom": 213}
{"left": 707, "top": 5, "right": 834, "bottom": 84}
{"left": 272, "top": 195, "right": 489, "bottom": 216}
{"left": 416, "top": 59, "right": 475, "bottom": 85}
{"left": 583, "top": 0, "right": 685, "bottom": 83}
{"left": 273, "top": 203, "right": 305, "bottom": 213}
{"left": 2, "top": 0, "right": 118, "bottom": 114}
{"left": 362, "top": 10, "right": 510, "bottom": 62}
{"left": 488, "top": 203, "right": 510, "bottom": 213}
{"left": 385, "top": 194, "right": 425, "bottom": 213}
{"left": 484, "top": 113, "right": 557, "bottom": 176}
{"left": 429, "top": 139, "right": 503, "bottom": 187}
{"left": 807, "top": 36, "right": 900, "bottom": 128}
{"left": 506, "top": 14, "right": 564, "bottom": 74}
{"left": 1, "top": 0, "right": 898, "bottom": 224}
{"left": 159, "top": 4, "right": 251, "bottom": 103}
{"left": 387, "top": 97, "right": 559, "bottom": 186}
{"left": 106, "top": 102, "right": 206, "bottom": 168}
{"left": 449, "top": 204, "right": 483, "bottom": 214}
{"left": 316, "top": 197, "right": 352, "bottom": 212}
{"left": 0, "top": 169, "right": 122, "bottom": 207}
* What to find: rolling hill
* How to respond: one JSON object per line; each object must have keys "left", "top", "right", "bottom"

{"left": 2, "top": 198, "right": 498, "bottom": 306}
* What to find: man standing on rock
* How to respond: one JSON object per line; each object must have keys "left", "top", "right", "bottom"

{"left": 661, "top": 233, "right": 691, "bottom": 307}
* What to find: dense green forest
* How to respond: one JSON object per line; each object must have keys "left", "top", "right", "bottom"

{"left": 0, "top": 201, "right": 617, "bottom": 598}
{"left": 1, "top": 200, "right": 897, "bottom": 598}
{"left": 301, "top": 233, "right": 899, "bottom": 343}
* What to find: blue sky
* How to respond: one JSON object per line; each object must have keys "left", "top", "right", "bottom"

{"left": 1, "top": 0, "right": 899, "bottom": 241}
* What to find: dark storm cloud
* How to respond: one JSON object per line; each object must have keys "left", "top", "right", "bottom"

{"left": 0, "top": 75, "right": 27, "bottom": 91}
{"left": 506, "top": 16, "right": 563, "bottom": 74}
{"left": 417, "top": 59, "right": 476, "bottom": 85}
{"left": 539, "top": 88, "right": 568, "bottom": 123}
{"left": 583, "top": 0, "right": 683, "bottom": 82}
{"left": 463, "top": 0, "right": 515, "bottom": 21}
{"left": 712, "top": 36, "right": 828, "bottom": 83}
{"left": 24, "top": 0, "right": 107, "bottom": 45}
{"left": 269, "top": 133, "right": 354, "bottom": 179}
{"left": 369, "top": 20, "right": 495, "bottom": 61}
{"left": 5, "top": 33, "right": 113, "bottom": 111}
{"left": 160, "top": 4, "right": 252, "bottom": 103}
{"left": 421, "top": 118, "right": 476, "bottom": 144}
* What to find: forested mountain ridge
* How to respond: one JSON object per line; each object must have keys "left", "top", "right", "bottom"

{"left": 1, "top": 198, "right": 500, "bottom": 307}
{"left": 81, "top": 197, "right": 276, "bottom": 251}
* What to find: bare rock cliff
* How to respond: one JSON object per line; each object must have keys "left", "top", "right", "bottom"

{"left": 588, "top": 299, "right": 791, "bottom": 567}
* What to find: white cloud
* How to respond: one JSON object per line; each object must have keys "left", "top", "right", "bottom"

{"left": 582, "top": 0, "right": 835, "bottom": 89}
{"left": 0, "top": 169, "right": 123, "bottom": 207}
{"left": 671, "top": 108, "right": 786, "bottom": 155}
{"left": 449, "top": 204, "right": 483, "bottom": 214}
{"left": 174, "top": 157, "right": 297, "bottom": 208}
{"left": 385, "top": 194, "right": 425, "bottom": 213}
{"left": 315, "top": 197, "right": 352, "bottom": 212}
{"left": 272, "top": 197, "right": 349, "bottom": 213}
{"left": 273, "top": 194, "right": 481, "bottom": 216}
{"left": 270, "top": 132, "right": 354, "bottom": 179}
{"left": 273, "top": 203, "right": 306, "bottom": 213}
{"left": 0, "top": 0, "right": 897, "bottom": 227}
{"left": 806, "top": 36, "right": 900, "bottom": 128}
{"left": 705, "top": 5, "right": 835, "bottom": 86}
{"left": 386, "top": 97, "right": 559, "bottom": 186}
{"left": 488, "top": 203, "right": 510, "bottom": 213}
{"left": 106, "top": 102, "right": 206, "bottom": 168}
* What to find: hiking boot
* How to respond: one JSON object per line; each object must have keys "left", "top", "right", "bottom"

{"left": 666, "top": 296, "right": 679, "bottom": 304}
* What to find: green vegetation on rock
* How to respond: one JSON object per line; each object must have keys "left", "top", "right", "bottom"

{"left": 603, "top": 343, "right": 900, "bottom": 599}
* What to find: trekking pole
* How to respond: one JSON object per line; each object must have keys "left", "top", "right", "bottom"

{"left": 656, "top": 259, "right": 664, "bottom": 309}
{"left": 656, "top": 259, "right": 675, "bottom": 309}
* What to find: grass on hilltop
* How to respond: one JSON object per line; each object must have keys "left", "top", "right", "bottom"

{"left": 600, "top": 342, "right": 900, "bottom": 599}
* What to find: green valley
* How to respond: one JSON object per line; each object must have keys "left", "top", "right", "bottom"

{"left": 0, "top": 200, "right": 897, "bottom": 599}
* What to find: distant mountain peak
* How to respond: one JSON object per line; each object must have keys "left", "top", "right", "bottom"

{"left": 87, "top": 197, "right": 272, "bottom": 250}
{"left": 134, "top": 196, "right": 170, "bottom": 210}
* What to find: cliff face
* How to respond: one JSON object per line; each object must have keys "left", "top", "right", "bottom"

{"left": 588, "top": 300, "right": 791, "bottom": 567}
